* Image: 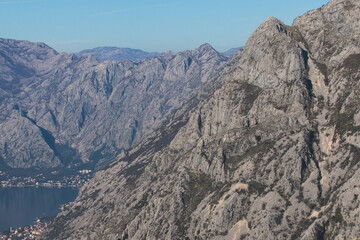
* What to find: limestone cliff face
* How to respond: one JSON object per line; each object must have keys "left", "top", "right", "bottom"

{"left": 0, "top": 40, "right": 227, "bottom": 169}
{"left": 41, "top": 0, "right": 360, "bottom": 239}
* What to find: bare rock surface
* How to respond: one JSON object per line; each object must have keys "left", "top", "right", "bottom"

{"left": 40, "top": 0, "right": 360, "bottom": 239}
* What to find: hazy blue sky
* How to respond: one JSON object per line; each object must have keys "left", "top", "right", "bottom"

{"left": 0, "top": 0, "right": 329, "bottom": 53}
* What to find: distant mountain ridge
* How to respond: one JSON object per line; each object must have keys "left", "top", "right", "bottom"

{"left": 221, "top": 47, "right": 243, "bottom": 57}
{"left": 76, "top": 46, "right": 241, "bottom": 62}
{"left": 76, "top": 47, "right": 162, "bottom": 62}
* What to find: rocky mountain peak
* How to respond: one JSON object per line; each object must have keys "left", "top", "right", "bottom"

{"left": 293, "top": 0, "right": 360, "bottom": 38}
{"left": 246, "top": 16, "right": 290, "bottom": 45}
{"left": 229, "top": 16, "right": 303, "bottom": 89}
{"left": 196, "top": 43, "right": 216, "bottom": 52}
{"left": 193, "top": 43, "right": 221, "bottom": 59}
{"left": 293, "top": 0, "right": 360, "bottom": 67}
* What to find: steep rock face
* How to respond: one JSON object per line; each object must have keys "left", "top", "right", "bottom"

{"left": 0, "top": 41, "right": 228, "bottom": 169}
{"left": 41, "top": 0, "right": 360, "bottom": 239}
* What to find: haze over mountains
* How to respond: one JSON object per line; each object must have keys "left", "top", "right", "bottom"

{"left": 0, "top": 39, "right": 228, "bottom": 170}
{"left": 221, "top": 47, "right": 243, "bottom": 57}
{"left": 76, "top": 46, "right": 240, "bottom": 62}
{"left": 36, "top": 0, "right": 360, "bottom": 239}
{"left": 76, "top": 47, "right": 162, "bottom": 62}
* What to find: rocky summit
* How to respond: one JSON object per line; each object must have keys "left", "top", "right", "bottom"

{"left": 39, "top": 0, "right": 360, "bottom": 239}
{"left": 0, "top": 40, "right": 227, "bottom": 169}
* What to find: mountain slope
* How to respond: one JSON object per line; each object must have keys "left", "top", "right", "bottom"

{"left": 0, "top": 41, "right": 228, "bottom": 169}
{"left": 76, "top": 47, "right": 162, "bottom": 62}
{"left": 41, "top": 0, "right": 360, "bottom": 239}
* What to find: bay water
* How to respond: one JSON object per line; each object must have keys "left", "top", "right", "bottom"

{"left": 0, "top": 187, "right": 78, "bottom": 232}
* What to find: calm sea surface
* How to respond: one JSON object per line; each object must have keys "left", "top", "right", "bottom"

{"left": 0, "top": 187, "right": 78, "bottom": 232}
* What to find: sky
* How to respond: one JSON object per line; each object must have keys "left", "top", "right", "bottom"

{"left": 0, "top": 0, "right": 329, "bottom": 53}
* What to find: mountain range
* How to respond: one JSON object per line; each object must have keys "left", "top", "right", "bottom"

{"left": 38, "top": 0, "right": 360, "bottom": 239}
{"left": 0, "top": 40, "right": 228, "bottom": 170}
{"left": 76, "top": 46, "right": 240, "bottom": 62}
{"left": 76, "top": 47, "right": 162, "bottom": 62}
